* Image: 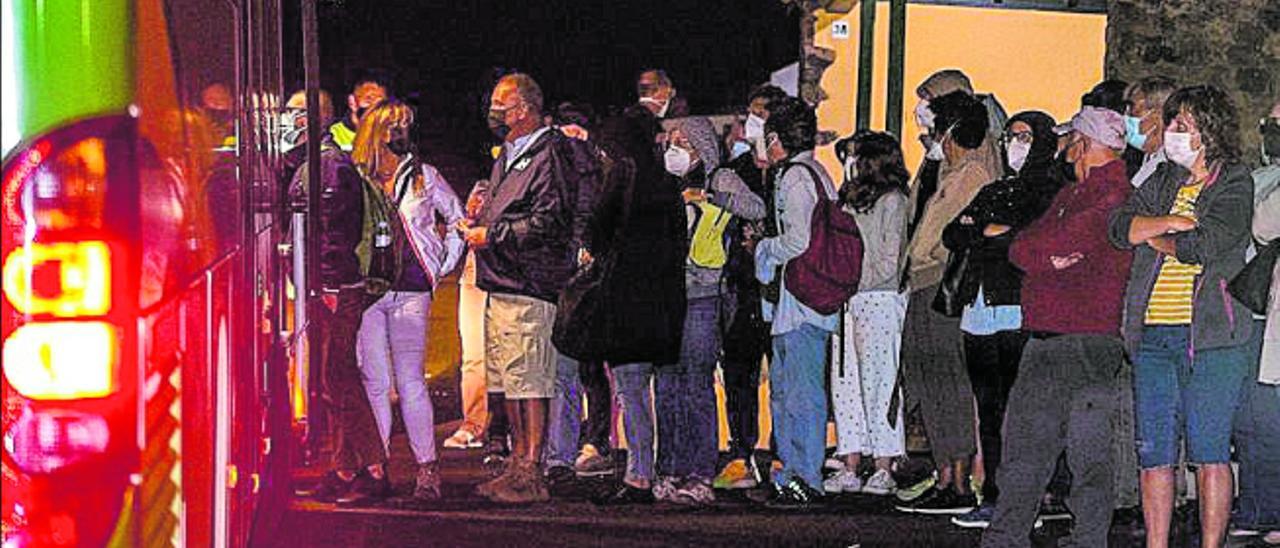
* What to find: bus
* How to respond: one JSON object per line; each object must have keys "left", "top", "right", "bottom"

{"left": 1, "top": 0, "right": 304, "bottom": 545}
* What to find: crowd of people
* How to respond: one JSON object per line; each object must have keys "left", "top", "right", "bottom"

{"left": 285, "top": 66, "right": 1280, "bottom": 547}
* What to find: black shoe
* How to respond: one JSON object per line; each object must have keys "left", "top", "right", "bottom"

{"left": 299, "top": 471, "right": 354, "bottom": 502}
{"left": 337, "top": 471, "right": 391, "bottom": 504}
{"left": 545, "top": 465, "right": 577, "bottom": 489}
{"left": 1038, "top": 497, "right": 1074, "bottom": 521}
{"left": 765, "top": 478, "right": 823, "bottom": 510}
{"left": 896, "top": 486, "right": 975, "bottom": 515}
{"left": 591, "top": 483, "right": 655, "bottom": 506}
{"left": 482, "top": 436, "right": 511, "bottom": 473}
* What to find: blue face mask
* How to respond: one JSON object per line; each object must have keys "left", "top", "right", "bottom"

{"left": 730, "top": 140, "right": 752, "bottom": 160}
{"left": 1124, "top": 115, "right": 1147, "bottom": 150}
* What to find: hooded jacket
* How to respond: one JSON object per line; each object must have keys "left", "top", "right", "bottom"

{"left": 942, "top": 111, "right": 1062, "bottom": 307}
{"left": 289, "top": 134, "right": 365, "bottom": 289}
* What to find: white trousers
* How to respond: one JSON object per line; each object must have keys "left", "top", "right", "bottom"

{"left": 829, "top": 290, "right": 908, "bottom": 458}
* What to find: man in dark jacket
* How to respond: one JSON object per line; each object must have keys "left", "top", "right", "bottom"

{"left": 459, "top": 73, "right": 574, "bottom": 504}
{"left": 289, "top": 131, "right": 389, "bottom": 503}
{"left": 588, "top": 70, "right": 688, "bottom": 504}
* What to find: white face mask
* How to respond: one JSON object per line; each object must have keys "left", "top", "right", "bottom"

{"left": 843, "top": 156, "right": 858, "bottom": 183}
{"left": 1163, "top": 131, "right": 1201, "bottom": 169}
{"left": 664, "top": 146, "right": 694, "bottom": 176}
{"left": 744, "top": 114, "right": 766, "bottom": 141}
{"left": 731, "top": 140, "right": 752, "bottom": 160}
{"left": 914, "top": 100, "right": 935, "bottom": 131}
{"left": 925, "top": 140, "right": 945, "bottom": 161}
{"left": 279, "top": 110, "right": 305, "bottom": 152}
{"left": 640, "top": 96, "right": 670, "bottom": 118}
{"left": 1006, "top": 141, "right": 1031, "bottom": 173}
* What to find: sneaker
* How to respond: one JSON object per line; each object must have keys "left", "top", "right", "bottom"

{"left": 652, "top": 475, "right": 680, "bottom": 502}
{"left": 823, "top": 469, "right": 863, "bottom": 494}
{"left": 482, "top": 436, "right": 511, "bottom": 475}
{"left": 299, "top": 471, "right": 354, "bottom": 502}
{"left": 413, "top": 462, "right": 442, "bottom": 501}
{"left": 489, "top": 461, "right": 550, "bottom": 504}
{"left": 443, "top": 428, "right": 483, "bottom": 449}
{"left": 824, "top": 457, "right": 846, "bottom": 471}
{"left": 766, "top": 478, "right": 823, "bottom": 510}
{"left": 591, "top": 483, "right": 655, "bottom": 506}
{"left": 337, "top": 470, "right": 391, "bottom": 504}
{"left": 1230, "top": 526, "right": 1262, "bottom": 538}
{"left": 951, "top": 504, "right": 996, "bottom": 528}
{"left": 672, "top": 478, "right": 716, "bottom": 506}
{"left": 1038, "top": 497, "right": 1073, "bottom": 521}
{"left": 862, "top": 469, "right": 897, "bottom": 496}
{"left": 573, "top": 445, "right": 614, "bottom": 477}
{"left": 895, "top": 486, "right": 975, "bottom": 515}
{"left": 713, "top": 458, "right": 758, "bottom": 490}
{"left": 895, "top": 474, "right": 937, "bottom": 502}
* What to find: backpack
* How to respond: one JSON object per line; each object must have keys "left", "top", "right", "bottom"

{"left": 355, "top": 165, "right": 412, "bottom": 297}
{"left": 781, "top": 162, "right": 864, "bottom": 315}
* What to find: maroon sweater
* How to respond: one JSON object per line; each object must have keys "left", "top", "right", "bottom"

{"left": 1010, "top": 160, "right": 1133, "bottom": 336}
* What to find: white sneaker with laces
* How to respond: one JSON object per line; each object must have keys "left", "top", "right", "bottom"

{"left": 862, "top": 468, "right": 897, "bottom": 495}
{"left": 823, "top": 469, "right": 863, "bottom": 494}
{"left": 442, "top": 429, "right": 482, "bottom": 449}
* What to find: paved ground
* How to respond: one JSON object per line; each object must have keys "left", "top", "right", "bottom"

{"left": 269, "top": 421, "right": 1272, "bottom": 548}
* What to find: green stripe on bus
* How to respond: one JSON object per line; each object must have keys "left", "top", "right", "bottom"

{"left": 12, "top": 0, "right": 133, "bottom": 139}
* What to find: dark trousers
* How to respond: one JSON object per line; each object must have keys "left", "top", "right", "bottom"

{"left": 983, "top": 334, "right": 1123, "bottom": 548}
{"left": 1233, "top": 320, "right": 1280, "bottom": 530}
{"left": 902, "top": 286, "right": 975, "bottom": 463}
{"left": 579, "top": 360, "right": 612, "bottom": 453}
{"left": 656, "top": 296, "right": 721, "bottom": 480}
{"left": 722, "top": 293, "right": 770, "bottom": 459}
{"left": 321, "top": 288, "right": 387, "bottom": 471}
{"left": 963, "top": 330, "right": 1029, "bottom": 504}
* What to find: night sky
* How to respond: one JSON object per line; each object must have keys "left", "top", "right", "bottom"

{"left": 284, "top": 0, "right": 800, "bottom": 181}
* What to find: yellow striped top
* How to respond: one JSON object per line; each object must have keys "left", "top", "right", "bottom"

{"left": 1144, "top": 182, "right": 1204, "bottom": 325}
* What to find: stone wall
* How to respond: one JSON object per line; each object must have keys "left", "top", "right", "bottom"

{"left": 1107, "top": 0, "right": 1280, "bottom": 166}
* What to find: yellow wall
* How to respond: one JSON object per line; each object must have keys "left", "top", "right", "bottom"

{"left": 814, "top": 4, "right": 1108, "bottom": 178}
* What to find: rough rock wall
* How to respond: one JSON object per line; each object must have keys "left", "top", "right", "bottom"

{"left": 1107, "top": 0, "right": 1280, "bottom": 165}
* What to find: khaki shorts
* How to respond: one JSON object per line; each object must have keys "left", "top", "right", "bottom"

{"left": 484, "top": 293, "right": 558, "bottom": 399}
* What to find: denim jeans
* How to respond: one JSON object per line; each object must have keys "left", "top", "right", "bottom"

{"left": 656, "top": 295, "right": 720, "bottom": 480}
{"left": 545, "top": 354, "right": 583, "bottom": 468}
{"left": 1233, "top": 320, "right": 1280, "bottom": 530}
{"left": 1133, "top": 325, "right": 1252, "bottom": 468}
{"left": 358, "top": 291, "right": 436, "bottom": 464}
{"left": 613, "top": 362, "right": 655, "bottom": 483}
{"left": 770, "top": 323, "right": 830, "bottom": 491}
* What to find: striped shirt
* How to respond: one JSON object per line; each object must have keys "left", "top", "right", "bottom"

{"left": 1144, "top": 182, "right": 1204, "bottom": 325}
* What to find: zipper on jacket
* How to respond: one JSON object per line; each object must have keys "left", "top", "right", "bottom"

{"left": 1218, "top": 278, "right": 1236, "bottom": 331}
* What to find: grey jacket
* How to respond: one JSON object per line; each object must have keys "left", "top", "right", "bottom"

{"left": 849, "top": 191, "right": 909, "bottom": 292}
{"left": 1108, "top": 161, "right": 1255, "bottom": 356}
{"left": 1253, "top": 165, "right": 1280, "bottom": 383}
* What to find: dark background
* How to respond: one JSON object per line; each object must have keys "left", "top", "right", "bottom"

{"left": 283, "top": 0, "right": 800, "bottom": 183}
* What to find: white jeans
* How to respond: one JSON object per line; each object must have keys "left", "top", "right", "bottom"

{"left": 358, "top": 291, "right": 436, "bottom": 464}
{"left": 829, "top": 290, "right": 907, "bottom": 458}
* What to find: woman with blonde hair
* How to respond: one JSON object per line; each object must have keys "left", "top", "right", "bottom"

{"left": 352, "top": 99, "right": 466, "bottom": 501}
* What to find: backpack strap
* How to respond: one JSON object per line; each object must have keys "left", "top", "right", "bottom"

{"left": 785, "top": 160, "right": 828, "bottom": 203}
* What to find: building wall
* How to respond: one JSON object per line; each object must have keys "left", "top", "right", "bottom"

{"left": 812, "top": 4, "right": 1107, "bottom": 179}
{"left": 1107, "top": 0, "right": 1280, "bottom": 166}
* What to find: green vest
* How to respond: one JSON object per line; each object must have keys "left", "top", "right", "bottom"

{"left": 688, "top": 201, "right": 732, "bottom": 269}
{"left": 329, "top": 121, "right": 356, "bottom": 152}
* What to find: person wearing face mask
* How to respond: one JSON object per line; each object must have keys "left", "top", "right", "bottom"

{"left": 1230, "top": 98, "right": 1280, "bottom": 546}
{"left": 895, "top": 91, "right": 995, "bottom": 515}
{"left": 823, "top": 131, "right": 912, "bottom": 498}
{"left": 279, "top": 89, "right": 335, "bottom": 184}
{"left": 1108, "top": 85, "right": 1255, "bottom": 548}
{"left": 715, "top": 83, "right": 789, "bottom": 491}
{"left": 980, "top": 105, "right": 1134, "bottom": 548}
{"left": 330, "top": 75, "right": 390, "bottom": 152}
{"left": 459, "top": 73, "right": 575, "bottom": 504}
{"left": 637, "top": 69, "right": 677, "bottom": 119}
{"left": 939, "top": 111, "right": 1061, "bottom": 528}
{"left": 349, "top": 99, "right": 465, "bottom": 502}
{"left": 648, "top": 117, "right": 765, "bottom": 506}
{"left": 585, "top": 72, "right": 689, "bottom": 505}
{"left": 1124, "top": 77, "right": 1178, "bottom": 188}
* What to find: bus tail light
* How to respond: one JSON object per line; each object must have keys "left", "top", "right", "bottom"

{"left": 2, "top": 241, "right": 111, "bottom": 318}
{"left": 6, "top": 408, "right": 110, "bottom": 473}
{"left": 2, "top": 321, "right": 118, "bottom": 401}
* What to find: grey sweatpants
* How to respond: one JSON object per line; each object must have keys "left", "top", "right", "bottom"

{"left": 901, "top": 285, "right": 975, "bottom": 464}
{"left": 982, "top": 334, "right": 1125, "bottom": 548}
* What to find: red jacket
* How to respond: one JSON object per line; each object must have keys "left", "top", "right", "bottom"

{"left": 1010, "top": 160, "right": 1133, "bottom": 336}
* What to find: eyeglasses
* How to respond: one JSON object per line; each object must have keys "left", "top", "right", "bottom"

{"left": 1001, "top": 130, "right": 1033, "bottom": 145}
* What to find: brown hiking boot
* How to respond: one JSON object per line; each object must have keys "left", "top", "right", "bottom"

{"left": 488, "top": 460, "right": 549, "bottom": 503}
{"left": 475, "top": 457, "right": 520, "bottom": 498}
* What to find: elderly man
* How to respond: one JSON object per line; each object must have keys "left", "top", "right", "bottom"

{"left": 981, "top": 106, "right": 1134, "bottom": 548}
{"left": 458, "top": 73, "right": 574, "bottom": 504}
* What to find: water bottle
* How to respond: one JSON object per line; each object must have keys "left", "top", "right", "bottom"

{"left": 374, "top": 220, "right": 392, "bottom": 248}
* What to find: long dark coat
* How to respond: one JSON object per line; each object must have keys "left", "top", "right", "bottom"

{"left": 588, "top": 104, "right": 688, "bottom": 366}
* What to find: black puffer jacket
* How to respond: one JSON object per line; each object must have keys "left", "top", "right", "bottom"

{"left": 942, "top": 111, "right": 1061, "bottom": 307}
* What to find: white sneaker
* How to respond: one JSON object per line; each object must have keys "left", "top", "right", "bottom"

{"left": 862, "top": 469, "right": 897, "bottom": 495}
{"left": 823, "top": 469, "right": 863, "bottom": 494}
{"left": 442, "top": 429, "right": 482, "bottom": 449}
{"left": 653, "top": 476, "right": 680, "bottom": 502}
{"left": 824, "top": 457, "right": 846, "bottom": 471}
